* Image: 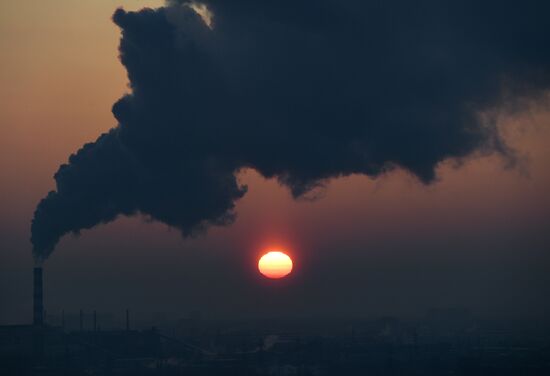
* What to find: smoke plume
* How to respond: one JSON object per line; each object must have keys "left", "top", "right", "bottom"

{"left": 31, "top": 0, "right": 550, "bottom": 260}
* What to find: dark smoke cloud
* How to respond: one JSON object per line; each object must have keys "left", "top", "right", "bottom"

{"left": 31, "top": 0, "right": 550, "bottom": 260}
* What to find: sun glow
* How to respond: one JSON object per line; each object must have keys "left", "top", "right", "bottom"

{"left": 258, "top": 251, "right": 293, "bottom": 279}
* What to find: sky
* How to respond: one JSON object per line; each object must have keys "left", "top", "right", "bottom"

{"left": 1, "top": 0, "right": 549, "bottom": 324}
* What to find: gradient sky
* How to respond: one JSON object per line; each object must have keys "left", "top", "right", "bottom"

{"left": 1, "top": 1, "right": 549, "bottom": 325}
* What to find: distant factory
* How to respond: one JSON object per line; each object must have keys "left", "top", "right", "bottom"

{"left": 2, "top": 268, "right": 550, "bottom": 375}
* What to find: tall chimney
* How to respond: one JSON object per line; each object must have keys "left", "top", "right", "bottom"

{"left": 126, "top": 309, "right": 130, "bottom": 331}
{"left": 80, "top": 309, "right": 83, "bottom": 332}
{"left": 32, "top": 267, "right": 45, "bottom": 361}
{"left": 33, "top": 267, "right": 43, "bottom": 326}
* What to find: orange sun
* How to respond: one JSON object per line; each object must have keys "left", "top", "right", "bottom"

{"left": 258, "top": 250, "right": 293, "bottom": 279}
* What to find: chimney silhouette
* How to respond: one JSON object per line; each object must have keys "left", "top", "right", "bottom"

{"left": 93, "top": 310, "right": 97, "bottom": 331}
{"left": 126, "top": 309, "right": 130, "bottom": 331}
{"left": 32, "top": 267, "right": 45, "bottom": 361}
{"left": 33, "top": 267, "right": 43, "bottom": 326}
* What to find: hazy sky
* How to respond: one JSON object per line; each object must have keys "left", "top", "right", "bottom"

{"left": 1, "top": 1, "right": 549, "bottom": 324}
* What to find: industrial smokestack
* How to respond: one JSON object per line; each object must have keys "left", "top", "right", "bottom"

{"left": 33, "top": 267, "right": 43, "bottom": 326}
{"left": 126, "top": 309, "right": 130, "bottom": 331}
{"left": 32, "top": 267, "right": 45, "bottom": 361}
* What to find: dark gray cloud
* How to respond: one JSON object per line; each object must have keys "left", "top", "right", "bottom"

{"left": 31, "top": 0, "right": 550, "bottom": 260}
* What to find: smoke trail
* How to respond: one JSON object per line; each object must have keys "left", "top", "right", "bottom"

{"left": 31, "top": 0, "right": 550, "bottom": 260}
